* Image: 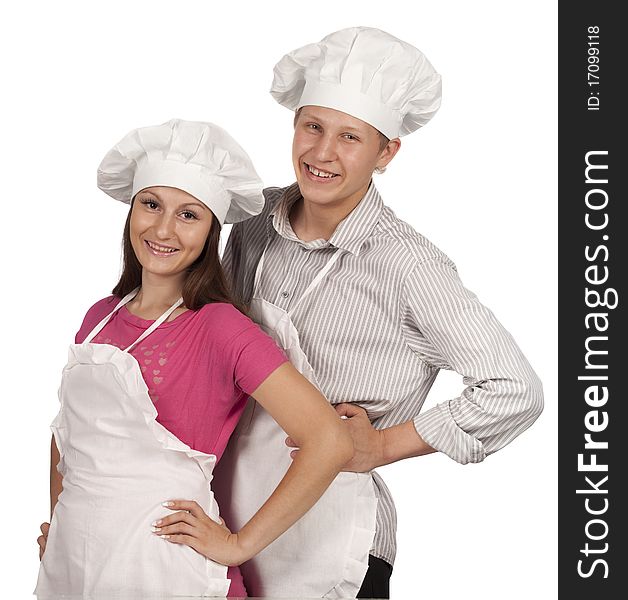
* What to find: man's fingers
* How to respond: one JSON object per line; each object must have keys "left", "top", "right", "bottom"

{"left": 334, "top": 402, "right": 367, "bottom": 418}
{"left": 285, "top": 436, "right": 298, "bottom": 448}
{"left": 40, "top": 522, "right": 50, "bottom": 536}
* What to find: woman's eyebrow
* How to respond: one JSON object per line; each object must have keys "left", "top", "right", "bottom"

{"left": 180, "top": 202, "right": 208, "bottom": 211}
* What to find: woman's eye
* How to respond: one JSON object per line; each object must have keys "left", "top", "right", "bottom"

{"left": 141, "top": 199, "right": 159, "bottom": 209}
{"left": 181, "top": 211, "right": 198, "bottom": 220}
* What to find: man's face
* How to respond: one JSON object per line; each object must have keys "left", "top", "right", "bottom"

{"left": 292, "top": 105, "right": 399, "bottom": 210}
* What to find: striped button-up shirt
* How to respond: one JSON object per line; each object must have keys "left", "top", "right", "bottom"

{"left": 223, "top": 182, "right": 543, "bottom": 565}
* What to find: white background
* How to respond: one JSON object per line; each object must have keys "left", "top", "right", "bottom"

{"left": 1, "top": 1, "right": 557, "bottom": 598}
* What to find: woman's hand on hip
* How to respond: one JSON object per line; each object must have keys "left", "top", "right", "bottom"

{"left": 153, "top": 500, "right": 246, "bottom": 566}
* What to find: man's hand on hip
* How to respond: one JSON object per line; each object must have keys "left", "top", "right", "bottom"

{"left": 285, "top": 402, "right": 384, "bottom": 472}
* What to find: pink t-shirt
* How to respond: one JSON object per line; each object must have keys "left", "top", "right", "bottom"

{"left": 76, "top": 296, "right": 287, "bottom": 460}
{"left": 75, "top": 295, "right": 288, "bottom": 597}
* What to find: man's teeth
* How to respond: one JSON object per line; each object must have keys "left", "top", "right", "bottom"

{"left": 147, "top": 241, "right": 178, "bottom": 253}
{"left": 307, "top": 164, "right": 337, "bottom": 178}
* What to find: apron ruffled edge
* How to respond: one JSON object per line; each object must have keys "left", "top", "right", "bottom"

{"left": 324, "top": 475, "right": 379, "bottom": 599}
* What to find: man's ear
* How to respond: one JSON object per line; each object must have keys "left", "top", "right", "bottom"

{"left": 376, "top": 138, "right": 401, "bottom": 170}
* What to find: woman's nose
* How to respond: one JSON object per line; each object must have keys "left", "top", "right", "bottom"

{"left": 154, "top": 213, "right": 176, "bottom": 239}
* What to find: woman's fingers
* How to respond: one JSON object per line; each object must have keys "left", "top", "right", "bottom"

{"left": 161, "top": 499, "right": 206, "bottom": 519}
{"left": 156, "top": 512, "right": 229, "bottom": 559}
{"left": 154, "top": 509, "right": 198, "bottom": 529}
{"left": 212, "top": 517, "right": 232, "bottom": 534}
{"left": 153, "top": 499, "right": 234, "bottom": 563}
{"left": 160, "top": 533, "right": 202, "bottom": 553}
{"left": 38, "top": 522, "right": 50, "bottom": 560}
{"left": 37, "top": 535, "right": 46, "bottom": 560}
{"left": 154, "top": 521, "right": 197, "bottom": 537}
{"left": 155, "top": 500, "right": 223, "bottom": 529}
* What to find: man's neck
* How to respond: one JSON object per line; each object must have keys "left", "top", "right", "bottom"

{"left": 289, "top": 185, "right": 369, "bottom": 242}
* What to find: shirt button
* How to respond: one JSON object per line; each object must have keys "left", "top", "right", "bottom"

{"left": 281, "top": 291, "right": 290, "bottom": 299}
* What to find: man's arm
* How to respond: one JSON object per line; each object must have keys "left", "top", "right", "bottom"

{"left": 286, "top": 403, "right": 437, "bottom": 473}
{"left": 402, "top": 257, "right": 544, "bottom": 464}
{"left": 287, "top": 256, "right": 544, "bottom": 471}
{"left": 336, "top": 403, "right": 437, "bottom": 472}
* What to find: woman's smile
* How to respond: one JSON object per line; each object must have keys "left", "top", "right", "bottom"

{"left": 144, "top": 239, "right": 181, "bottom": 257}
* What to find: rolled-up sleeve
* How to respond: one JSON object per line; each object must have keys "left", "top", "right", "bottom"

{"left": 402, "top": 258, "right": 544, "bottom": 464}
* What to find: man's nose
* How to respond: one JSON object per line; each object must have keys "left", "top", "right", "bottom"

{"left": 312, "top": 133, "right": 338, "bottom": 162}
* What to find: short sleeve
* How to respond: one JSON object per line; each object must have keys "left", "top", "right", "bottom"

{"left": 74, "top": 296, "right": 117, "bottom": 344}
{"left": 227, "top": 321, "right": 289, "bottom": 395}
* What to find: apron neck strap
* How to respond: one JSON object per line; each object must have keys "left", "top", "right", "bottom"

{"left": 82, "top": 288, "right": 140, "bottom": 345}
{"left": 252, "top": 242, "right": 270, "bottom": 298}
{"left": 253, "top": 240, "right": 342, "bottom": 315}
{"left": 290, "top": 250, "right": 342, "bottom": 314}
{"left": 122, "top": 296, "right": 184, "bottom": 353}
{"left": 82, "top": 287, "right": 184, "bottom": 352}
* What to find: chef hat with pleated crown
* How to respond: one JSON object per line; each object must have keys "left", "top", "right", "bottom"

{"left": 97, "top": 119, "right": 265, "bottom": 226}
{"left": 271, "top": 27, "right": 442, "bottom": 139}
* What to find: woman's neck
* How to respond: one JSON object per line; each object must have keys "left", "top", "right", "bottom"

{"left": 127, "top": 272, "right": 186, "bottom": 319}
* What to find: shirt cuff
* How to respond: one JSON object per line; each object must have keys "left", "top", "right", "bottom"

{"left": 413, "top": 403, "right": 486, "bottom": 465}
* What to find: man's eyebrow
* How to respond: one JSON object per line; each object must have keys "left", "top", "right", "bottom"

{"left": 300, "top": 112, "right": 366, "bottom": 133}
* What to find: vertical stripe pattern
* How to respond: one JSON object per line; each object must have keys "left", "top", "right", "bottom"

{"left": 223, "top": 183, "right": 543, "bottom": 565}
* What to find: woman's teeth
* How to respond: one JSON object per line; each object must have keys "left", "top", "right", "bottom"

{"left": 307, "top": 164, "right": 337, "bottom": 178}
{"left": 146, "top": 240, "right": 178, "bottom": 253}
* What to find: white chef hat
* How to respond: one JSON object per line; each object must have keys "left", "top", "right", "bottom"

{"left": 271, "top": 27, "right": 442, "bottom": 139}
{"left": 97, "top": 119, "right": 264, "bottom": 226}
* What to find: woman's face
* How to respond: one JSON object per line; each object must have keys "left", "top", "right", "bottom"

{"left": 129, "top": 186, "right": 214, "bottom": 281}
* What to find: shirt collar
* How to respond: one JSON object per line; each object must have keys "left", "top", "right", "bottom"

{"left": 268, "top": 182, "right": 383, "bottom": 256}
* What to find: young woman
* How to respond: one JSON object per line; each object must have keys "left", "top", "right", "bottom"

{"left": 35, "top": 119, "right": 353, "bottom": 597}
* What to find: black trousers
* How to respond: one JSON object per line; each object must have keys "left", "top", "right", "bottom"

{"left": 357, "top": 554, "right": 393, "bottom": 599}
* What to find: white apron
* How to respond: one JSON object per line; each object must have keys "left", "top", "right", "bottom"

{"left": 215, "top": 246, "right": 378, "bottom": 598}
{"left": 35, "top": 289, "right": 230, "bottom": 597}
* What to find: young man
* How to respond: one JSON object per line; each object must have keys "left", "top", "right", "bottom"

{"left": 214, "top": 27, "right": 543, "bottom": 599}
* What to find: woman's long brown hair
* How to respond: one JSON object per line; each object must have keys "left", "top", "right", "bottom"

{"left": 112, "top": 204, "right": 246, "bottom": 314}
